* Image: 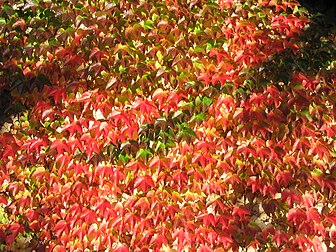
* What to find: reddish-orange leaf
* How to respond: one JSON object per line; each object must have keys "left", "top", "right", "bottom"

{"left": 54, "top": 220, "right": 68, "bottom": 238}
{"left": 31, "top": 166, "right": 47, "bottom": 182}
{"left": 134, "top": 175, "right": 155, "bottom": 192}
{"left": 272, "top": 231, "right": 289, "bottom": 247}
{"left": 53, "top": 245, "right": 67, "bottom": 252}
{"left": 232, "top": 206, "right": 251, "bottom": 220}
{"left": 50, "top": 139, "right": 70, "bottom": 155}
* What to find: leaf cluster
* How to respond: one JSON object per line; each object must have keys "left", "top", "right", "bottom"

{"left": 0, "top": 0, "right": 335, "bottom": 251}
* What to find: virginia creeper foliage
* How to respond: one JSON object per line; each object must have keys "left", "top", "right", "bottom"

{"left": 0, "top": 0, "right": 336, "bottom": 251}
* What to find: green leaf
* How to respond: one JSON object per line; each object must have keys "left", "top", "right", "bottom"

{"left": 152, "top": 13, "right": 159, "bottom": 22}
{"left": 248, "top": 12, "right": 256, "bottom": 18}
{"left": 74, "top": 3, "right": 85, "bottom": 10}
{"left": 293, "top": 84, "right": 304, "bottom": 90}
{"left": 202, "top": 96, "right": 213, "bottom": 107}
{"left": 136, "top": 148, "right": 152, "bottom": 159}
{"left": 143, "top": 20, "right": 154, "bottom": 30}
{"left": 66, "top": 27, "right": 75, "bottom": 34}
{"left": 155, "top": 141, "right": 166, "bottom": 152}
{"left": 0, "top": 207, "right": 8, "bottom": 224}
{"left": 118, "top": 65, "right": 126, "bottom": 74}
{"left": 156, "top": 51, "right": 163, "bottom": 61}
{"left": 211, "top": 26, "right": 221, "bottom": 32}
{"left": 185, "top": 81, "right": 197, "bottom": 89}
{"left": 184, "top": 127, "right": 198, "bottom": 138}
{"left": 0, "top": 18, "right": 6, "bottom": 25}
{"left": 48, "top": 38, "right": 60, "bottom": 47}
{"left": 301, "top": 109, "right": 313, "bottom": 121}
{"left": 177, "top": 126, "right": 198, "bottom": 141}
{"left": 193, "top": 46, "right": 204, "bottom": 53}
{"left": 194, "top": 27, "right": 203, "bottom": 35}
{"left": 293, "top": 6, "right": 308, "bottom": 15}
{"left": 118, "top": 153, "right": 132, "bottom": 165}
{"left": 2, "top": 3, "right": 12, "bottom": 12}
{"left": 195, "top": 96, "right": 202, "bottom": 106}
{"left": 257, "top": 12, "right": 266, "bottom": 19}
{"left": 191, "top": 112, "right": 206, "bottom": 124}
{"left": 206, "top": 2, "right": 220, "bottom": 9}
{"left": 311, "top": 168, "right": 323, "bottom": 177}
{"left": 205, "top": 42, "right": 213, "bottom": 51}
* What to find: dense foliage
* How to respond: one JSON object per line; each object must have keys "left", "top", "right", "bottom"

{"left": 0, "top": 0, "right": 335, "bottom": 251}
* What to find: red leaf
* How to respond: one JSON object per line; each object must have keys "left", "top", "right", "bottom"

{"left": 50, "top": 139, "right": 70, "bottom": 155}
{"left": 65, "top": 55, "right": 84, "bottom": 67}
{"left": 2, "top": 140, "right": 20, "bottom": 158}
{"left": 72, "top": 226, "right": 85, "bottom": 241}
{"left": 53, "top": 245, "right": 66, "bottom": 252}
{"left": 133, "top": 98, "right": 157, "bottom": 114}
{"left": 199, "top": 245, "right": 212, "bottom": 252}
{"left": 89, "top": 47, "right": 106, "bottom": 61}
{"left": 218, "top": 234, "right": 233, "bottom": 249}
{"left": 307, "top": 208, "right": 321, "bottom": 223}
{"left": 312, "top": 237, "right": 324, "bottom": 252}
{"left": 152, "top": 88, "right": 168, "bottom": 108}
{"left": 281, "top": 190, "right": 302, "bottom": 208}
{"left": 149, "top": 157, "right": 169, "bottom": 173}
{"left": 179, "top": 142, "right": 193, "bottom": 156}
{"left": 13, "top": 19, "right": 26, "bottom": 30}
{"left": 62, "top": 122, "right": 83, "bottom": 137}
{"left": 209, "top": 48, "right": 229, "bottom": 62}
{"left": 232, "top": 206, "right": 250, "bottom": 220}
{"left": 166, "top": 205, "right": 179, "bottom": 219}
{"left": 207, "top": 230, "right": 218, "bottom": 245}
{"left": 29, "top": 220, "right": 40, "bottom": 232}
{"left": 114, "top": 244, "right": 129, "bottom": 252}
{"left": 302, "top": 193, "right": 315, "bottom": 209}
{"left": 198, "top": 213, "right": 216, "bottom": 227}
{"left": 81, "top": 209, "right": 97, "bottom": 224}
{"left": 47, "top": 87, "right": 67, "bottom": 104}
{"left": 294, "top": 236, "right": 311, "bottom": 250}
{"left": 111, "top": 215, "right": 123, "bottom": 229}
{"left": 8, "top": 182, "right": 20, "bottom": 196}
{"left": 124, "top": 212, "right": 139, "bottom": 230}
{"left": 23, "top": 138, "right": 46, "bottom": 154}
{"left": 71, "top": 162, "right": 88, "bottom": 176}
{"left": 7, "top": 223, "right": 24, "bottom": 244}
{"left": 275, "top": 171, "right": 292, "bottom": 187}
{"left": 54, "top": 220, "right": 68, "bottom": 238}
{"left": 247, "top": 176, "right": 261, "bottom": 194}
{"left": 0, "top": 195, "right": 8, "bottom": 205}
{"left": 272, "top": 231, "right": 289, "bottom": 247}
{"left": 172, "top": 170, "right": 188, "bottom": 188}
{"left": 31, "top": 166, "right": 47, "bottom": 182}
{"left": 134, "top": 175, "right": 155, "bottom": 192}
{"left": 195, "top": 140, "right": 216, "bottom": 153}
{"left": 25, "top": 209, "right": 39, "bottom": 223}
{"left": 320, "top": 123, "right": 335, "bottom": 138}
{"left": 198, "top": 72, "right": 211, "bottom": 86}
{"left": 134, "top": 197, "right": 150, "bottom": 215}
{"left": 287, "top": 208, "right": 307, "bottom": 224}
{"left": 95, "top": 164, "right": 113, "bottom": 178}
{"left": 150, "top": 234, "right": 167, "bottom": 248}
{"left": 211, "top": 73, "right": 231, "bottom": 86}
